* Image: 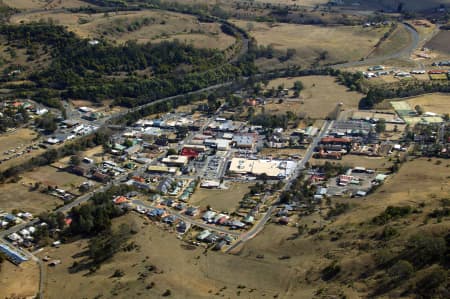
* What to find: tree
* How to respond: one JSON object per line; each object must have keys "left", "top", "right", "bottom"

{"left": 376, "top": 119, "right": 386, "bottom": 133}
{"left": 35, "top": 112, "right": 57, "bottom": 133}
{"left": 69, "top": 155, "right": 81, "bottom": 166}
{"left": 293, "top": 80, "right": 304, "bottom": 92}
{"left": 167, "top": 148, "right": 177, "bottom": 156}
{"left": 415, "top": 105, "right": 425, "bottom": 115}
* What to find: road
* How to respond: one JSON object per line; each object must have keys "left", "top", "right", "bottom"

{"left": 225, "top": 120, "right": 334, "bottom": 253}
{"left": 332, "top": 23, "right": 420, "bottom": 69}
{"left": 132, "top": 199, "right": 240, "bottom": 237}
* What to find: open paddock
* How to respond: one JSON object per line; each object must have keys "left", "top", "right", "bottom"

{"left": 404, "top": 93, "right": 450, "bottom": 115}
{"left": 2, "top": 0, "right": 87, "bottom": 9}
{"left": 261, "top": 76, "right": 364, "bottom": 119}
{"left": 0, "top": 128, "right": 38, "bottom": 156}
{"left": 0, "top": 260, "right": 38, "bottom": 299}
{"left": 232, "top": 20, "right": 390, "bottom": 68}
{"left": 0, "top": 182, "right": 60, "bottom": 214}
{"left": 425, "top": 30, "right": 450, "bottom": 56}
{"left": 10, "top": 10, "right": 235, "bottom": 50}
{"left": 189, "top": 182, "right": 251, "bottom": 212}
{"left": 21, "top": 165, "right": 87, "bottom": 193}
{"left": 42, "top": 213, "right": 291, "bottom": 299}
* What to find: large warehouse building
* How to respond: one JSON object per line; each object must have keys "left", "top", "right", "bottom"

{"left": 228, "top": 158, "right": 296, "bottom": 179}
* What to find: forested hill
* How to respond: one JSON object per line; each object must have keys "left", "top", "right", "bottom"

{"left": 0, "top": 22, "right": 253, "bottom": 107}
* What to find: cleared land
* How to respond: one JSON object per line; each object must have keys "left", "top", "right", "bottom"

{"left": 0, "top": 261, "right": 39, "bottom": 298}
{"left": 351, "top": 0, "right": 450, "bottom": 11}
{"left": 425, "top": 30, "right": 450, "bottom": 56}
{"left": 0, "top": 128, "right": 38, "bottom": 155}
{"left": 369, "top": 24, "right": 412, "bottom": 58}
{"left": 21, "top": 165, "right": 86, "bottom": 193}
{"left": 189, "top": 182, "right": 251, "bottom": 212}
{"left": 310, "top": 155, "right": 392, "bottom": 171}
{"left": 10, "top": 10, "right": 235, "bottom": 50}
{"left": 0, "top": 128, "right": 45, "bottom": 171}
{"left": 405, "top": 93, "right": 450, "bottom": 115}
{"left": 334, "top": 157, "right": 450, "bottom": 225}
{"left": 232, "top": 20, "right": 390, "bottom": 68}
{"left": 2, "top": 0, "right": 87, "bottom": 9}
{"left": 42, "top": 213, "right": 287, "bottom": 299}
{"left": 262, "top": 76, "right": 364, "bottom": 119}
{"left": 0, "top": 182, "right": 60, "bottom": 214}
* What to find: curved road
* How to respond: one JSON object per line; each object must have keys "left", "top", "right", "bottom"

{"left": 332, "top": 22, "right": 420, "bottom": 69}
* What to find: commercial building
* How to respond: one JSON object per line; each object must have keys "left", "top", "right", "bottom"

{"left": 228, "top": 157, "right": 296, "bottom": 179}
{"left": 162, "top": 155, "right": 188, "bottom": 167}
{"left": 233, "top": 133, "right": 258, "bottom": 150}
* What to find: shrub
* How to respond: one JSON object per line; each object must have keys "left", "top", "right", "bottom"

{"left": 387, "top": 260, "right": 414, "bottom": 282}
{"left": 379, "top": 226, "right": 398, "bottom": 241}
{"left": 321, "top": 262, "right": 341, "bottom": 281}
{"left": 372, "top": 206, "right": 412, "bottom": 225}
{"left": 403, "top": 234, "right": 446, "bottom": 268}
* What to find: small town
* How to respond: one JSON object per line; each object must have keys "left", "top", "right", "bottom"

{"left": 0, "top": 0, "right": 449, "bottom": 298}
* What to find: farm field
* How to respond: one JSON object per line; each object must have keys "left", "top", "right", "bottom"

{"left": 189, "top": 182, "right": 251, "bottom": 212}
{"left": 0, "top": 182, "right": 60, "bottom": 214}
{"left": 21, "top": 166, "right": 86, "bottom": 194}
{"left": 232, "top": 20, "right": 390, "bottom": 68}
{"left": 261, "top": 76, "right": 364, "bottom": 119}
{"left": 10, "top": 10, "right": 236, "bottom": 50}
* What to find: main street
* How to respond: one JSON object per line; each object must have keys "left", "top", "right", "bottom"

{"left": 225, "top": 120, "right": 333, "bottom": 253}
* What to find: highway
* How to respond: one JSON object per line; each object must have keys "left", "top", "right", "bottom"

{"left": 332, "top": 23, "right": 420, "bottom": 69}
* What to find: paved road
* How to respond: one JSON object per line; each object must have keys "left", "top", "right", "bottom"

{"left": 225, "top": 120, "right": 334, "bottom": 253}
{"left": 332, "top": 23, "right": 420, "bottom": 69}
{"left": 132, "top": 199, "right": 241, "bottom": 237}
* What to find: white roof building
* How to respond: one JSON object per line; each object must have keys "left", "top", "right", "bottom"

{"left": 228, "top": 158, "right": 296, "bottom": 179}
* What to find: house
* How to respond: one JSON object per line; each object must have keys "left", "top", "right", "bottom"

{"left": 157, "top": 178, "right": 174, "bottom": 194}
{"left": 228, "top": 220, "right": 245, "bottom": 229}
{"left": 92, "top": 171, "right": 110, "bottom": 183}
{"left": 196, "top": 230, "right": 212, "bottom": 241}
{"left": 176, "top": 221, "right": 188, "bottom": 233}
{"left": 213, "top": 240, "right": 227, "bottom": 251}
{"left": 202, "top": 211, "right": 217, "bottom": 222}
{"left": 113, "top": 196, "right": 129, "bottom": 204}
{"left": 278, "top": 216, "right": 289, "bottom": 225}
{"left": 162, "top": 215, "right": 177, "bottom": 224}
{"left": 243, "top": 215, "right": 254, "bottom": 224}
{"left": 185, "top": 207, "right": 198, "bottom": 216}
{"left": 147, "top": 208, "right": 165, "bottom": 218}
{"left": 71, "top": 165, "right": 90, "bottom": 176}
